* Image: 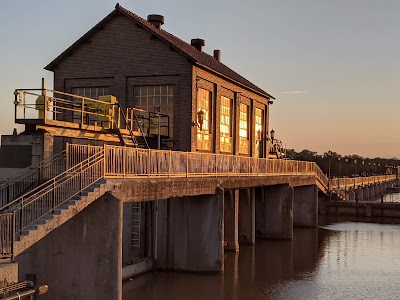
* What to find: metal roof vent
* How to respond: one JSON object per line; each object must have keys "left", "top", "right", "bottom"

{"left": 147, "top": 14, "right": 165, "bottom": 29}
{"left": 191, "top": 38, "right": 205, "bottom": 51}
{"left": 213, "top": 50, "right": 221, "bottom": 61}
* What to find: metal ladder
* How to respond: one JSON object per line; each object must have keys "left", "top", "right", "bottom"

{"left": 131, "top": 203, "right": 141, "bottom": 249}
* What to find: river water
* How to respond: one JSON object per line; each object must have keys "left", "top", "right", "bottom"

{"left": 123, "top": 217, "right": 400, "bottom": 300}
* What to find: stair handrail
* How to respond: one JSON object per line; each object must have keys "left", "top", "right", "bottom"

{"left": 0, "top": 150, "right": 104, "bottom": 213}
{"left": 0, "top": 150, "right": 105, "bottom": 259}
{"left": 0, "top": 150, "right": 66, "bottom": 186}
{"left": 0, "top": 150, "right": 67, "bottom": 209}
{"left": 116, "top": 103, "right": 149, "bottom": 149}
{"left": 13, "top": 151, "right": 105, "bottom": 237}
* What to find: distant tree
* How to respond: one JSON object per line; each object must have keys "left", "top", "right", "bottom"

{"left": 287, "top": 148, "right": 400, "bottom": 177}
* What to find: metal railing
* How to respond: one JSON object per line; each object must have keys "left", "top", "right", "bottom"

{"left": 0, "top": 150, "right": 104, "bottom": 259}
{"left": 0, "top": 151, "right": 67, "bottom": 209}
{"left": 0, "top": 213, "right": 13, "bottom": 258}
{"left": 2, "top": 143, "right": 396, "bottom": 259}
{"left": 329, "top": 175, "right": 396, "bottom": 190}
{"left": 103, "top": 146, "right": 328, "bottom": 187}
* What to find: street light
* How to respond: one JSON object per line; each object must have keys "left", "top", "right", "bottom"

{"left": 362, "top": 160, "right": 365, "bottom": 186}
{"left": 327, "top": 150, "right": 333, "bottom": 196}
{"left": 345, "top": 158, "right": 348, "bottom": 177}
{"left": 354, "top": 159, "right": 357, "bottom": 188}
{"left": 338, "top": 157, "right": 341, "bottom": 189}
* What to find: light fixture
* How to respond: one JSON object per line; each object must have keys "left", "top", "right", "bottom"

{"left": 192, "top": 110, "right": 205, "bottom": 130}
{"left": 270, "top": 129, "right": 275, "bottom": 144}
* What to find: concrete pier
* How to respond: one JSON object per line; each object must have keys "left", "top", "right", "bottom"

{"left": 15, "top": 194, "right": 123, "bottom": 300}
{"left": 255, "top": 185, "right": 294, "bottom": 239}
{"left": 293, "top": 185, "right": 318, "bottom": 227}
{"left": 224, "top": 190, "right": 239, "bottom": 251}
{"left": 238, "top": 189, "right": 255, "bottom": 245}
{"left": 156, "top": 193, "right": 224, "bottom": 272}
{"left": 362, "top": 186, "right": 370, "bottom": 201}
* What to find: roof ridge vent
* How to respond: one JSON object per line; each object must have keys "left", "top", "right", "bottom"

{"left": 147, "top": 14, "right": 165, "bottom": 29}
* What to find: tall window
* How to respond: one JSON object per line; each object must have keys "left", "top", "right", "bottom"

{"left": 254, "top": 108, "right": 264, "bottom": 158}
{"left": 197, "top": 88, "right": 211, "bottom": 151}
{"left": 239, "top": 104, "right": 249, "bottom": 155}
{"left": 133, "top": 85, "right": 174, "bottom": 137}
{"left": 220, "top": 96, "right": 232, "bottom": 153}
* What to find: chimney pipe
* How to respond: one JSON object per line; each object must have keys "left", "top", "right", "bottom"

{"left": 147, "top": 14, "right": 165, "bottom": 29}
{"left": 213, "top": 50, "right": 221, "bottom": 61}
{"left": 191, "top": 38, "right": 205, "bottom": 51}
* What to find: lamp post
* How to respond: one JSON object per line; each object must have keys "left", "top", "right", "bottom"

{"left": 354, "top": 159, "right": 357, "bottom": 188}
{"left": 362, "top": 160, "right": 365, "bottom": 186}
{"left": 338, "top": 157, "right": 341, "bottom": 189}
{"left": 327, "top": 150, "right": 333, "bottom": 197}
{"left": 270, "top": 129, "right": 275, "bottom": 145}
{"left": 368, "top": 162, "right": 371, "bottom": 176}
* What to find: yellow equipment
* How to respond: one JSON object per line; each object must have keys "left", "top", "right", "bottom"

{"left": 88, "top": 95, "right": 117, "bottom": 128}
{"left": 35, "top": 95, "right": 51, "bottom": 119}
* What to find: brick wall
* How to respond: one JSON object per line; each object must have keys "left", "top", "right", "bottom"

{"left": 52, "top": 14, "right": 193, "bottom": 151}
{"left": 192, "top": 66, "right": 271, "bottom": 157}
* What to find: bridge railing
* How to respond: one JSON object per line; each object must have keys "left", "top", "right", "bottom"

{"left": 330, "top": 175, "right": 396, "bottom": 190}
{"left": 103, "top": 146, "right": 326, "bottom": 183}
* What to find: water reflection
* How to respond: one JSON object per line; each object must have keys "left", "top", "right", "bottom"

{"left": 123, "top": 222, "right": 400, "bottom": 300}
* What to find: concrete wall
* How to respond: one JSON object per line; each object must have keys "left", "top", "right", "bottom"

{"left": 0, "top": 133, "right": 53, "bottom": 179}
{"left": 155, "top": 193, "right": 224, "bottom": 272}
{"left": 15, "top": 194, "right": 122, "bottom": 300}
{"left": 52, "top": 14, "right": 193, "bottom": 151}
{"left": 256, "top": 185, "right": 294, "bottom": 239}
{"left": 293, "top": 185, "right": 318, "bottom": 227}
{"left": 0, "top": 263, "right": 18, "bottom": 285}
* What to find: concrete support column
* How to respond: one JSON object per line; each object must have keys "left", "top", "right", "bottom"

{"left": 355, "top": 188, "right": 363, "bottom": 202}
{"left": 238, "top": 188, "right": 255, "bottom": 245}
{"left": 224, "top": 190, "right": 239, "bottom": 251}
{"left": 256, "top": 185, "right": 294, "bottom": 239}
{"left": 362, "top": 187, "right": 370, "bottom": 201}
{"left": 369, "top": 185, "right": 374, "bottom": 198}
{"left": 16, "top": 194, "right": 123, "bottom": 300}
{"left": 348, "top": 189, "right": 355, "bottom": 201}
{"left": 293, "top": 185, "right": 318, "bottom": 227}
{"left": 156, "top": 193, "right": 224, "bottom": 272}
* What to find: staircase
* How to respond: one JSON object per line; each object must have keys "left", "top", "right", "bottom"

{"left": 0, "top": 150, "right": 67, "bottom": 209}
{"left": 112, "top": 104, "right": 149, "bottom": 149}
{"left": 0, "top": 148, "right": 110, "bottom": 259}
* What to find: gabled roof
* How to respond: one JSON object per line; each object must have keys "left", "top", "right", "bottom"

{"left": 45, "top": 4, "right": 274, "bottom": 99}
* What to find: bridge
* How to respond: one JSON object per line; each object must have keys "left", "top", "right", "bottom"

{"left": 0, "top": 87, "right": 398, "bottom": 299}
{"left": 0, "top": 143, "right": 397, "bottom": 299}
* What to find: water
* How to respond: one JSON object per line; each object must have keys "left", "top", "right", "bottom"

{"left": 123, "top": 221, "right": 400, "bottom": 300}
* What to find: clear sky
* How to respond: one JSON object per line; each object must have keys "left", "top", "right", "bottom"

{"left": 0, "top": 0, "right": 399, "bottom": 158}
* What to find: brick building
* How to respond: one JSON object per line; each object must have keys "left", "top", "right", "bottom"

{"left": 45, "top": 4, "right": 275, "bottom": 157}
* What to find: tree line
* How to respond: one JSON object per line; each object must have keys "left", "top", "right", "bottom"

{"left": 285, "top": 149, "right": 400, "bottom": 178}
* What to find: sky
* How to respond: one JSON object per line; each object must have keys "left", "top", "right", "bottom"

{"left": 0, "top": 0, "right": 399, "bottom": 158}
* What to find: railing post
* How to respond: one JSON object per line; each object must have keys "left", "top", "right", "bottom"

{"left": 123, "top": 147, "right": 126, "bottom": 178}
{"left": 80, "top": 163, "right": 83, "bottom": 195}
{"left": 201, "top": 153, "right": 203, "bottom": 178}
{"left": 20, "top": 198, "right": 23, "bottom": 236}
{"left": 148, "top": 149, "right": 151, "bottom": 177}
{"left": 11, "top": 212, "right": 16, "bottom": 260}
{"left": 186, "top": 152, "right": 189, "bottom": 178}
{"left": 168, "top": 150, "right": 171, "bottom": 178}
{"left": 103, "top": 144, "right": 106, "bottom": 177}
{"left": 52, "top": 179, "right": 56, "bottom": 213}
